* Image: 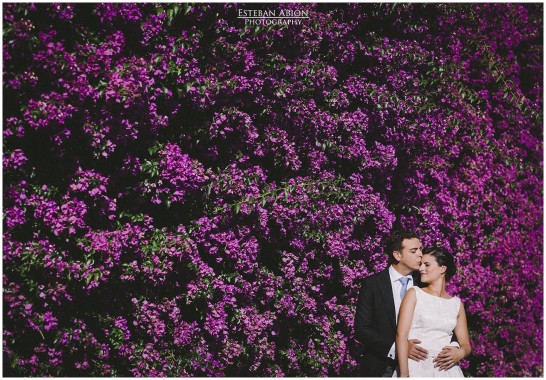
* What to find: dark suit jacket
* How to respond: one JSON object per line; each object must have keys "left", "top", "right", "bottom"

{"left": 354, "top": 268, "right": 421, "bottom": 377}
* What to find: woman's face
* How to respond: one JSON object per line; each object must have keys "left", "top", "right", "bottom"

{"left": 419, "top": 254, "right": 446, "bottom": 283}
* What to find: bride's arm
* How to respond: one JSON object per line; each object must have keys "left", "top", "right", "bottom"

{"left": 453, "top": 302, "right": 471, "bottom": 358}
{"left": 396, "top": 288, "right": 417, "bottom": 377}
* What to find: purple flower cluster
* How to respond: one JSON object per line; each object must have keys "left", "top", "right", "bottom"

{"left": 3, "top": 3, "right": 542, "bottom": 376}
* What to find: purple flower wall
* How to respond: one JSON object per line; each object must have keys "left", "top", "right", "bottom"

{"left": 3, "top": 3, "right": 542, "bottom": 377}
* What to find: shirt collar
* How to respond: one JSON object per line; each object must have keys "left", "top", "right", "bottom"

{"left": 388, "top": 265, "right": 413, "bottom": 283}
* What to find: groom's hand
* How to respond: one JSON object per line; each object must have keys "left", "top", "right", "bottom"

{"left": 408, "top": 339, "right": 428, "bottom": 361}
{"left": 433, "top": 346, "right": 464, "bottom": 371}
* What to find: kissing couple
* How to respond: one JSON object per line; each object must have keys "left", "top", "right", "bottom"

{"left": 354, "top": 229, "right": 472, "bottom": 377}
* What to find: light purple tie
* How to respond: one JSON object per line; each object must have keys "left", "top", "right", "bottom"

{"left": 399, "top": 277, "right": 410, "bottom": 300}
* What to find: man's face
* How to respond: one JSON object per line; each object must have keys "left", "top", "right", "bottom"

{"left": 394, "top": 238, "right": 423, "bottom": 272}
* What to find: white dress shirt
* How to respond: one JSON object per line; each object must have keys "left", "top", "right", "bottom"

{"left": 387, "top": 265, "right": 414, "bottom": 359}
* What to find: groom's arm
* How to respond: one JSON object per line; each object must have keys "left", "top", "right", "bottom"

{"left": 354, "top": 279, "right": 391, "bottom": 355}
{"left": 446, "top": 331, "right": 460, "bottom": 348}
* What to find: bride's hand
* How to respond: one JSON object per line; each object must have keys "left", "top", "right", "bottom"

{"left": 433, "top": 346, "right": 464, "bottom": 371}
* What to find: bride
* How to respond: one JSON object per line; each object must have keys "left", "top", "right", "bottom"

{"left": 395, "top": 247, "right": 471, "bottom": 377}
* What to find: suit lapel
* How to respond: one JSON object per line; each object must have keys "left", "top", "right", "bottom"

{"left": 378, "top": 269, "right": 397, "bottom": 331}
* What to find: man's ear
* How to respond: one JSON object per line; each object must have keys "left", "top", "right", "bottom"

{"left": 393, "top": 250, "right": 402, "bottom": 263}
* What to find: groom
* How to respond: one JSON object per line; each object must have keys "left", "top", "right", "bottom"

{"left": 354, "top": 229, "right": 428, "bottom": 377}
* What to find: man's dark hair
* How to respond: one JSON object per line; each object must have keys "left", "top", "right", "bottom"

{"left": 422, "top": 246, "right": 456, "bottom": 280}
{"left": 384, "top": 229, "right": 420, "bottom": 264}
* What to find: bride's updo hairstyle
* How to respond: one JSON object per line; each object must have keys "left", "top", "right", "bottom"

{"left": 422, "top": 247, "right": 456, "bottom": 280}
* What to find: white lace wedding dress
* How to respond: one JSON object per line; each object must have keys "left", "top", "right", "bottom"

{"left": 405, "top": 286, "right": 464, "bottom": 377}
